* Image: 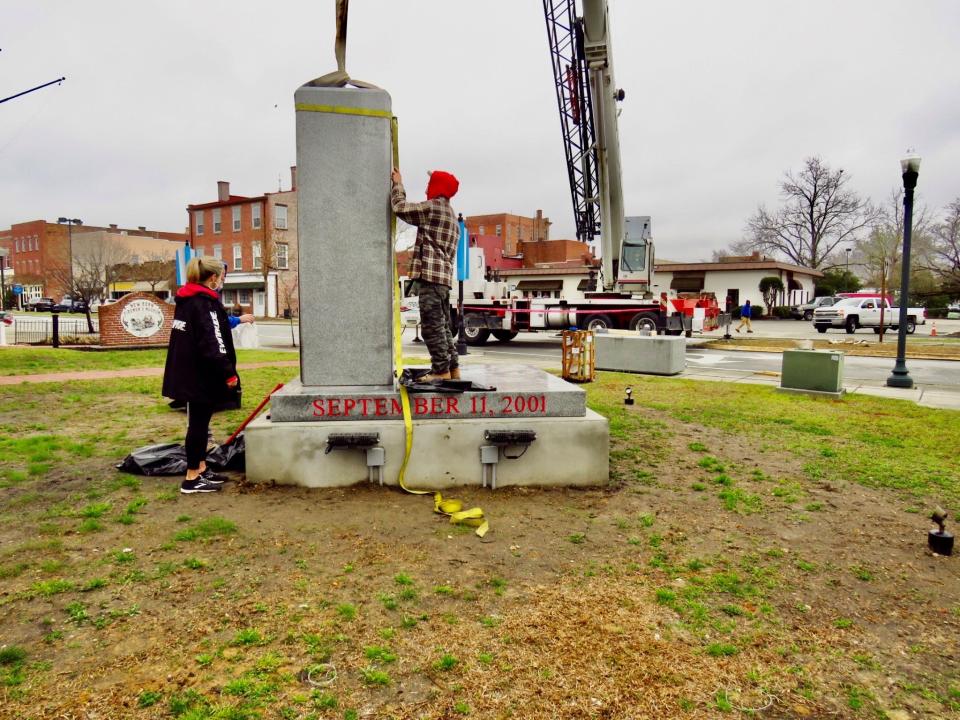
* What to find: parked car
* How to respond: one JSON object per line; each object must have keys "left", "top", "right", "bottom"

{"left": 790, "top": 295, "right": 839, "bottom": 321}
{"left": 53, "top": 298, "right": 88, "bottom": 313}
{"left": 947, "top": 303, "right": 960, "bottom": 318}
{"left": 813, "top": 297, "right": 926, "bottom": 334}
{"left": 27, "top": 297, "right": 56, "bottom": 312}
{"left": 400, "top": 295, "right": 420, "bottom": 328}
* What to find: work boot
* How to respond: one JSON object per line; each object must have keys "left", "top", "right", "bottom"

{"left": 449, "top": 367, "right": 461, "bottom": 380}
{"left": 420, "top": 371, "right": 451, "bottom": 382}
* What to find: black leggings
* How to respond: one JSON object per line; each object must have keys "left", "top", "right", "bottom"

{"left": 185, "top": 402, "right": 215, "bottom": 471}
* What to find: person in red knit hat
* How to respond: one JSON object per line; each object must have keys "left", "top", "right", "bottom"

{"left": 391, "top": 167, "right": 461, "bottom": 381}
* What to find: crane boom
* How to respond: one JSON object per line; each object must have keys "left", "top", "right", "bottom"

{"left": 542, "top": 0, "right": 600, "bottom": 243}
{"left": 543, "top": 0, "right": 651, "bottom": 293}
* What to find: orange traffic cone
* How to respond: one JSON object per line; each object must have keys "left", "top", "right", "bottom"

{"left": 930, "top": 321, "right": 937, "bottom": 337}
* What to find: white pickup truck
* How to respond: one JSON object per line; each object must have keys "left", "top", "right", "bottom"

{"left": 812, "top": 297, "right": 926, "bottom": 335}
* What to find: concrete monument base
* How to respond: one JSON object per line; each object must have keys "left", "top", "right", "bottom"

{"left": 594, "top": 333, "right": 686, "bottom": 375}
{"left": 245, "top": 408, "right": 609, "bottom": 489}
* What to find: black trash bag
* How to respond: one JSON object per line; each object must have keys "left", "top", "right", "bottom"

{"left": 116, "top": 435, "right": 246, "bottom": 476}
{"left": 205, "top": 433, "right": 245, "bottom": 472}
{"left": 116, "top": 443, "right": 187, "bottom": 476}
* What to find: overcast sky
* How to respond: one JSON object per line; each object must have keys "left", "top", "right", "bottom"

{"left": 3, "top": 1, "right": 959, "bottom": 261}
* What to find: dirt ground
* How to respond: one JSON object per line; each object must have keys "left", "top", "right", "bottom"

{"left": 1, "top": 375, "right": 958, "bottom": 719}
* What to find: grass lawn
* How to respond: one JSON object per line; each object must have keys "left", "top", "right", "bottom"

{"left": 0, "top": 347, "right": 296, "bottom": 376}
{"left": 0, "top": 362, "right": 958, "bottom": 718}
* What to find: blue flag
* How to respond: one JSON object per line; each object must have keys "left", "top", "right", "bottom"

{"left": 456, "top": 217, "right": 469, "bottom": 282}
{"left": 175, "top": 243, "right": 194, "bottom": 287}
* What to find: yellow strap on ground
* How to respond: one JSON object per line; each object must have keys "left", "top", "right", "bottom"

{"left": 389, "top": 117, "right": 488, "bottom": 538}
{"left": 295, "top": 103, "right": 393, "bottom": 119}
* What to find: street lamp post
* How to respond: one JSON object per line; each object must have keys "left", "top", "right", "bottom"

{"left": 886, "top": 151, "right": 921, "bottom": 389}
{"left": 57, "top": 217, "right": 83, "bottom": 296}
{"left": 845, "top": 247, "right": 852, "bottom": 292}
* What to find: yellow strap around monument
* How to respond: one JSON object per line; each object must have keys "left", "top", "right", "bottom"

{"left": 295, "top": 103, "right": 393, "bottom": 119}
{"left": 390, "top": 116, "right": 488, "bottom": 538}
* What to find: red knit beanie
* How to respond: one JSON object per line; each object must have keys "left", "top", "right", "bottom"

{"left": 426, "top": 170, "right": 459, "bottom": 200}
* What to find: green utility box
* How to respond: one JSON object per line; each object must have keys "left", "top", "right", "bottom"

{"left": 778, "top": 350, "right": 845, "bottom": 398}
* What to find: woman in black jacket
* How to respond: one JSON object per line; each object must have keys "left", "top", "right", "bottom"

{"left": 163, "top": 257, "right": 240, "bottom": 494}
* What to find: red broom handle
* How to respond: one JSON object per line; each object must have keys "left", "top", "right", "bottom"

{"left": 225, "top": 382, "right": 284, "bottom": 446}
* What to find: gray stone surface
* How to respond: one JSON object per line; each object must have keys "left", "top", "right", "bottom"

{"left": 295, "top": 85, "right": 394, "bottom": 386}
{"left": 270, "top": 364, "right": 587, "bottom": 422}
{"left": 594, "top": 333, "right": 686, "bottom": 375}
{"left": 246, "top": 408, "right": 609, "bottom": 489}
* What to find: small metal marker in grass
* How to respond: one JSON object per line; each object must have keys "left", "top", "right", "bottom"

{"left": 929, "top": 507, "right": 954, "bottom": 556}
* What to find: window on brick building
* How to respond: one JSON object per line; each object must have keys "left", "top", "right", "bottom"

{"left": 222, "top": 290, "right": 235, "bottom": 306}
{"left": 195, "top": 212, "right": 204, "bottom": 236}
{"left": 233, "top": 244, "right": 242, "bottom": 270}
{"left": 213, "top": 244, "right": 222, "bottom": 260}
{"left": 239, "top": 289, "right": 252, "bottom": 305}
{"left": 495, "top": 224, "right": 502, "bottom": 237}
{"left": 232, "top": 206, "right": 241, "bottom": 232}
{"left": 276, "top": 243, "right": 289, "bottom": 269}
{"left": 274, "top": 204, "right": 288, "bottom": 230}
{"left": 14, "top": 239, "right": 19, "bottom": 252}
{"left": 213, "top": 208, "right": 222, "bottom": 234}
{"left": 478, "top": 225, "right": 485, "bottom": 235}
{"left": 252, "top": 203, "right": 262, "bottom": 229}
{"left": 252, "top": 242, "right": 262, "bottom": 270}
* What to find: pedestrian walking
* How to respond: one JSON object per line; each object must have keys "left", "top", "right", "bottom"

{"left": 736, "top": 299, "right": 754, "bottom": 333}
{"left": 162, "top": 257, "right": 241, "bottom": 494}
{"left": 391, "top": 167, "right": 460, "bottom": 381}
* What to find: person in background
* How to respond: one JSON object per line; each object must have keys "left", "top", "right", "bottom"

{"left": 736, "top": 299, "right": 754, "bottom": 333}
{"left": 218, "top": 261, "right": 255, "bottom": 329}
{"left": 391, "top": 167, "right": 460, "bottom": 381}
{"left": 163, "top": 257, "right": 241, "bottom": 494}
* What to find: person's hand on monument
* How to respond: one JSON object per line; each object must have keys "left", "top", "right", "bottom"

{"left": 391, "top": 167, "right": 402, "bottom": 185}
{"left": 239, "top": 314, "right": 255, "bottom": 324}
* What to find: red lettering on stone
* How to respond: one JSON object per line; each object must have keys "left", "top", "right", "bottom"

{"left": 391, "top": 398, "right": 403, "bottom": 415}
{"left": 359, "top": 398, "right": 371, "bottom": 416}
{"left": 431, "top": 397, "right": 443, "bottom": 414}
{"left": 446, "top": 397, "right": 459, "bottom": 414}
{"left": 329, "top": 399, "right": 341, "bottom": 416}
{"left": 375, "top": 398, "right": 387, "bottom": 416}
{"left": 414, "top": 397, "right": 428, "bottom": 415}
{"left": 312, "top": 399, "right": 325, "bottom": 417}
{"left": 343, "top": 399, "right": 356, "bottom": 416}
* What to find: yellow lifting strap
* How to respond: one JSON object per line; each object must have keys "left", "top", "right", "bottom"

{"left": 390, "top": 116, "right": 488, "bottom": 538}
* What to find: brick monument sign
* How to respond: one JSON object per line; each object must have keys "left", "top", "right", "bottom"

{"left": 97, "top": 292, "right": 174, "bottom": 347}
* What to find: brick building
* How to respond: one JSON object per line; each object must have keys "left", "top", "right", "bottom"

{"left": 187, "top": 168, "right": 299, "bottom": 317}
{"left": 464, "top": 210, "right": 550, "bottom": 256}
{"left": 0, "top": 220, "right": 186, "bottom": 306}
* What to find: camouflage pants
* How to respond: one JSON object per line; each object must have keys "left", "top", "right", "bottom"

{"left": 417, "top": 281, "right": 458, "bottom": 374}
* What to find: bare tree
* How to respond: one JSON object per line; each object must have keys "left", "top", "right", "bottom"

{"left": 744, "top": 157, "right": 878, "bottom": 269}
{"left": 136, "top": 254, "right": 176, "bottom": 296}
{"left": 49, "top": 234, "right": 131, "bottom": 332}
{"left": 261, "top": 225, "right": 299, "bottom": 345}
{"left": 854, "top": 188, "right": 932, "bottom": 291}
{"left": 926, "top": 198, "right": 960, "bottom": 297}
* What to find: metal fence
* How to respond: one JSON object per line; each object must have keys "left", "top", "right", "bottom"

{"left": 13, "top": 318, "right": 100, "bottom": 345}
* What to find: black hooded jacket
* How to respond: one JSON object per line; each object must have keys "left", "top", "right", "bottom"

{"left": 162, "top": 283, "right": 239, "bottom": 404}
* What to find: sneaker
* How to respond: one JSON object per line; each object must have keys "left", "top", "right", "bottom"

{"left": 747, "top": 330, "right": 754, "bottom": 333}
{"left": 735, "top": 328, "right": 741, "bottom": 333}
{"left": 200, "top": 469, "right": 228, "bottom": 485}
{"left": 180, "top": 478, "right": 221, "bottom": 494}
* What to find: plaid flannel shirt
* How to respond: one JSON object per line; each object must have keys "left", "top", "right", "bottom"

{"left": 391, "top": 182, "right": 458, "bottom": 288}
